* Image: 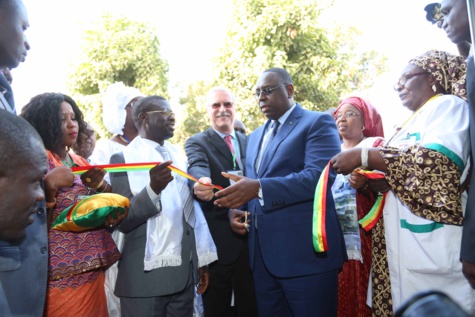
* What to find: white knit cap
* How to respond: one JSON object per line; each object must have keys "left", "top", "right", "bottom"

{"left": 102, "top": 82, "right": 145, "bottom": 135}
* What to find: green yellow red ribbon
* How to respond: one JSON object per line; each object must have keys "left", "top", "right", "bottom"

{"left": 313, "top": 162, "right": 330, "bottom": 252}
{"left": 358, "top": 193, "right": 386, "bottom": 231}
{"left": 354, "top": 168, "right": 387, "bottom": 231}
{"left": 71, "top": 162, "right": 224, "bottom": 190}
{"left": 313, "top": 164, "right": 389, "bottom": 252}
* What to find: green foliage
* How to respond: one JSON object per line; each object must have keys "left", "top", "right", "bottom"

{"left": 201, "top": 0, "right": 389, "bottom": 132}
{"left": 171, "top": 80, "right": 211, "bottom": 147}
{"left": 67, "top": 14, "right": 169, "bottom": 140}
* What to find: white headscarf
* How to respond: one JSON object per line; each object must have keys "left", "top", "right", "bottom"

{"left": 102, "top": 82, "right": 145, "bottom": 135}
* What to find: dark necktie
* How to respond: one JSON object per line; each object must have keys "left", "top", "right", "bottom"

{"left": 256, "top": 120, "right": 280, "bottom": 172}
{"left": 0, "top": 72, "right": 14, "bottom": 113}
{"left": 266, "top": 121, "right": 280, "bottom": 147}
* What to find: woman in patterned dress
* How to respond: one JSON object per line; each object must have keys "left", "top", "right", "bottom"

{"left": 21, "top": 93, "right": 124, "bottom": 316}
{"left": 331, "top": 50, "right": 474, "bottom": 316}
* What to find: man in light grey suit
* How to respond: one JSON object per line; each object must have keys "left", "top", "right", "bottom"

{"left": 110, "top": 95, "right": 211, "bottom": 317}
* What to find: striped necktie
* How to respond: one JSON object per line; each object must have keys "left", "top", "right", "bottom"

{"left": 156, "top": 145, "right": 195, "bottom": 227}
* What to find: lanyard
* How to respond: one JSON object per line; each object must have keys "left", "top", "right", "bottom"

{"left": 225, "top": 135, "right": 238, "bottom": 169}
{"left": 231, "top": 138, "right": 239, "bottom": 169}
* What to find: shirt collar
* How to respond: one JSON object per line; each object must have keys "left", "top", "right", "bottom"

{"left": 213, "top": 128, "right": 237, "bottom": 139}
{"left": 142, "top": 137, "right": 164, "bottom": 149}
{"left": 274, "top": 103, "right": 296, "bottom": 126}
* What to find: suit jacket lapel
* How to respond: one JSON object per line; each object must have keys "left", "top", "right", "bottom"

{"left": 236, "top": 132, "right": 246, "bottom": 173}
{"left": 253, "top": 120, "right": 271, "bottom": 175}
{"left": 258, "top": 105, "right": 302, "bottom": 177}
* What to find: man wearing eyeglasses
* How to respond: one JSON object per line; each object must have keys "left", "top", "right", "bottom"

{"left": 186, "top": 87, "right": 258, "bottom": 317}
{"left": 214, "top": 68, "right": 346, "bottom": 317}
{"left": 109, "top": 96, "right": 218, "bottom": 317}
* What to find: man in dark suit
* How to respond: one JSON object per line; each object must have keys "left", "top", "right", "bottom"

{"left": 110, "top": 96, "right": 215, "bottom": 317}
{"left": 0, "top": 2, "right": 49, "bottom": 317}
{"left": 186, "top": 87, "right": 258, "bottom": 317}
{"left": 214, "top": 68, "right": 346, "bottom": 317}
{"left": 438, "top": 0, "right": 475, "bottom": 289}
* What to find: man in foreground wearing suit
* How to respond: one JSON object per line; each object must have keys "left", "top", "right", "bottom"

{"left": 0, "top": 1, "right": 50, "bottom": 316}
{"left": 213, "top": 68, "right": 346, "bottom": 317}
{"left": 186, "top": 87, "right": 258, "bottom": 317}
{"left": 0, "top": 110, "right": 47, "bottom": 316}
{"left": 110, "top": 96, "right": 217, "bottom": 317}
{"left": 437, "top": 0, "right": 475, "bottom": 289}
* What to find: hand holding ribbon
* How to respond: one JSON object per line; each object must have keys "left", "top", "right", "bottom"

{"left": 71, "top": 162, "right": 224, "bottom": 190}
{"left": 353, "top": 168, "right": 388, "bottom": 231}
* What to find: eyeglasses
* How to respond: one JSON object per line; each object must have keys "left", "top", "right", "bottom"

{"left": 393, "top": 72, "right": 427, "bottom": 91}
{"left": 253, "top": 84, "right": 285, "bottom": 99}
{"left": 144, "top": 109, "right": 175, "bottom": 117}
{"left": 335, "top": 111, "right": 361, "bottom": 120}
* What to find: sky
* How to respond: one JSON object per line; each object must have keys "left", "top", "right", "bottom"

{"left": 14, "top": 0, "right": 458, "bottom": 136}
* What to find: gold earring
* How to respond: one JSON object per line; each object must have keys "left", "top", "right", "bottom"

{"left": 361, "top": 125, "right": 365, "bottom": 131}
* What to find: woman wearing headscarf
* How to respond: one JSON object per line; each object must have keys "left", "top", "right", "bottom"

{"left": 88, "top": 82, "right": 144, "bottom": 317}
{"left": 89, "top": 82, "right": 144, "bottom": 176}
{"left": 332, "top": 96, "right": 384, "bottom": 317}
{"left": 331, "top": 50, "right": 474, "bottom": 315}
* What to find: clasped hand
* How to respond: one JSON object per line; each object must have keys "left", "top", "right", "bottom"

{"left": 330, "top": 147, "right": 362, "bottom": 175}
{"left": 80, "top": 167, "right": 106, "bottom": 189}
{"left": 149, "top": 160, "right": 174, "bottom": 195}
{"left": 228, "top": 209, "right": 250, "bottom": 235}
{"left": 44, "top": 166, "right": 75, "bottom": 191}
{"left": 104, "top": 207, "right": 128, "bottom": 227}
{"left": 194, "top": 177, "right": 214, "bottom": 201}
{"left": 214, "top": 172, "right": 260, "bottom": 209}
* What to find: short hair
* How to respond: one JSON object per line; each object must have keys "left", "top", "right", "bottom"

{"left": 20, "top": 93, "right": 87, "bottom": 155}
{"left": 0, "top": 0, "right": 21, "bottom": 13}
{"left": 263, "top": 68, "right": 293, "bottom": 84}
{"left": 206, "top": 87, "right": 235, "bottom": 106}
{"left": 234, "top": 118, "right": 246, "bottom": 134}
{"left": 0, "top": 109, "right": 44, "bottom": 176}
{"left": 132, "top": 95, "right": 167, "bottom": 128}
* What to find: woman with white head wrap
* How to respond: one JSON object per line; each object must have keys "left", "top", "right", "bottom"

{"left": 89, "top": 82, "right": 144, "bottom": 170}
{"left": 88, "top": 82, "right": 144, "bottom": 317}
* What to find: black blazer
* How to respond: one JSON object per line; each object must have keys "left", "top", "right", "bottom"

{"left": 462, "top": 53, "right": 475, "bottom": 262}
{"left": 185, "top": 128, "right": 247, "bottom": 265}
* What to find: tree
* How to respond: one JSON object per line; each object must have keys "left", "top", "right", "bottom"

{"left": 172, "top": 80, "right": 212, "bottom": 147}
{"left": 67, "top": 14, "right": 169, "bottom": 139}
{"left": 207, "top": 0, "right": 388, "bottom": 132}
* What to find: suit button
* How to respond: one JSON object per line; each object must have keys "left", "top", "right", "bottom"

{"left": 40, "top": 247, "right": 47, "bottom": 254}
{"left": 37, "top": 208, "right": 45, "bottom": 215}
{"left": 187, "top": 230, "right": 190, "bottom": 235}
